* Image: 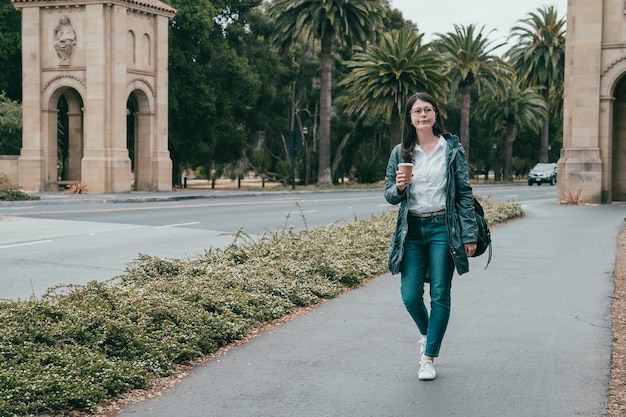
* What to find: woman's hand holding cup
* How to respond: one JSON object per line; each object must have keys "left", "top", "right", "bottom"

{"left": 396, "top": 163, "right": 413, "bottom": 191}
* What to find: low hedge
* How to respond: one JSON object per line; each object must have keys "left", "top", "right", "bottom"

{"left": 0, "top": 198, "right": 523, "bottom": 416}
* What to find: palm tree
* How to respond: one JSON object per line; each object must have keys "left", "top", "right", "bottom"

{"left": 434, "top": 24, "right": 508, "bottom": 165}
{"left": 268, "top": 0, "right": 385, "bottom": 185}
{"left": 338, "top": 28, "right": 449, "bottom": 151}
{"left": 475, "top": 75, "right": 548, "bottom": 181}
{"left": 505, "top": 5, "right": 566, "bottom": 163}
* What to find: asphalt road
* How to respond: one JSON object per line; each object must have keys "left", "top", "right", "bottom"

{"left": 0, "top": 185, "right": 553, "bottom": 301}
{"left": 116, "top": 198, "right": 625, "bottom": 417}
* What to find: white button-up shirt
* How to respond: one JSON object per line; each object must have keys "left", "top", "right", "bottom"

{"left": 408, "top": 135, "right": 447, "bottom": 214}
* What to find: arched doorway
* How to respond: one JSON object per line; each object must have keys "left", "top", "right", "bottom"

{"left": 613, "top": 76, "right": 626, "bottom": 201}
{"left": 127, "top": 89, "right": 152, "bottom": 191}
{"left": 50, "top": 87, "right": 84, "bottom": 190}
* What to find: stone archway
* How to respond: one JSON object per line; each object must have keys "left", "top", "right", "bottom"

{"left": 11, "top": 0, "right": 176, "bottom": 193}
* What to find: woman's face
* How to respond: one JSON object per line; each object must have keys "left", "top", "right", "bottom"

{"left": 410, "top": 99, "right": 436, "bottom": 134}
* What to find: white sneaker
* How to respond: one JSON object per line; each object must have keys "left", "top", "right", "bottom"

{"left": 418, "top": 359, "right": 436, "bottom": 381}
{"left": 418, "top": 338, "right": 427, "bottom": 357}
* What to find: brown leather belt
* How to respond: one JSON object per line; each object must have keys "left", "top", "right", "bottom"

{"left": 408, "top": 209, "right": 446, "bottom": 218}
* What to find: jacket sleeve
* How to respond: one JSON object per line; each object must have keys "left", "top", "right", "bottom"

{"left": 384, "top": 145, "right": 406, "bottom": 206}
{"left": 454, "top": 145, "right": 478, "bottom": 244}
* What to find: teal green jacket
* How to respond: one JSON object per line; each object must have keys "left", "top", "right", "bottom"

{"left": 384, "top": 133, "right": 477, "bottom": 275}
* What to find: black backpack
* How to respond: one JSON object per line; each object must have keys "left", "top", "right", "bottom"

{"left": 471, "top": 197, "right": 492, "bottom": 268}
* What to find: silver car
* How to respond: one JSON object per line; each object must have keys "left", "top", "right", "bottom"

{"left": 528, "top": 163, "right": 557, "bottom": 186}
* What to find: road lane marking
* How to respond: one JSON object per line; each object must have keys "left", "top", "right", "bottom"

{"left": 155, "top": 222, "right": 201, "bottom": 229}
{"left": 2, "top": 206, "right": 35, "bottom": 210}
{"left": 0, "top": 239, "right": 53, "bottom": 249}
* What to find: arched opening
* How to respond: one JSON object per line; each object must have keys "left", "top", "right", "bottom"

{"left": 613, "top": 76, "right": 626, "bottom": 201}
{"left": 126, "top": 89, "right": 152, "bottom": 191}
{"left": 127, "top": 95, "right": 137, "bottom": 189}
{"left": 51, "top": 87, "right": 84, "bottom": 190}
{"left": 57, "top": 95, "right": 69, "bottom": 181}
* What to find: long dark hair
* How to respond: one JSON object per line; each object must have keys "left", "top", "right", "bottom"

{"left": 401, "top": 92, "right": 447, "bottom": 163}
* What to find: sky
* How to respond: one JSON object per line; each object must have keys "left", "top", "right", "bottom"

{"left": 391, "top": 0, "right": 568, "bottom": 51}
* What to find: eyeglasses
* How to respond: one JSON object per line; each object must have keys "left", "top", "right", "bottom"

{"left": 410, "top": 107, "right": 435, "bottom": 116}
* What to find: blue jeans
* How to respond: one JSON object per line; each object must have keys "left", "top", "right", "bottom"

{"left": 400, "top": 213, "right": 454, "bottom": 358}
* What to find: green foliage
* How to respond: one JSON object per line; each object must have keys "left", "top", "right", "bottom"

{"left": 0, "top": 91, "right": 21, "bottom": 155}
{"left": 0, "top": 0, "right": 22, "bottom": 101}
{"left": 434, "top": 24, "right": 508, "bottom": 94}
{"left": 0, "top": 174, "right": 38, "bottom": 201}
{"left": 167, "top": 0, "right": 289, "bottom": 184}
{"left": 475, "top": 75, "right": 548, "bottom": 180}
{"left": 506, "top": 5, "right": 566, "bottom": 100}
{"left": 0, "top": 199, "right": 523, "bottom": 415}
{"left": 268, "top": 0, "right": 386, "bottom": 55}
{"left": 268, "top": 0, "right": 387, "bottom": 185}
{"left": 505, "top": 5, "right": 566, "bottom": 163}
{"left": 339, "top": 27, "right": 449, "bottom": 120}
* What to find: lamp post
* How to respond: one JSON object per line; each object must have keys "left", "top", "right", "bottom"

{"left": 492, "top": 144, "right": 497, "bottom": 182}
{"left": 287, "top": 130, "right": 301, "bottom": 190}
{"left": 302, "top": 127, "right": 308, "bottom": 186}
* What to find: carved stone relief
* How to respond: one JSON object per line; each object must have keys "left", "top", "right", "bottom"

{"left": 53, "top": 15, "right": 77, "bottom": 66}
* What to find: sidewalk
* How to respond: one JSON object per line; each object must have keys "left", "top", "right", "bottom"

{"left": 111, "top": 200, "right": 625, "bottom": 417}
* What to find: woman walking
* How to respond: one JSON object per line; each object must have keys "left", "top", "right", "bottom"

{"left": 384, "top": 92, "right": 478, "bottom": 380}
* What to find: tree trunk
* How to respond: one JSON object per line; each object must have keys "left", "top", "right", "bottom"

{"left": 331, "top": 132, "right": 351, "bottom": 183}
{"left": 504, "top": 120, "right": 516, "bottom": 181}
{"left": 539, "top": 88, "right": 550, "bottom": 163}
{"left": 460, "top": 84, "right": 471, "bottom": 165}
{"left": 317, "top": 30, "right": 333, "bottom": 186}
{"left": 390, "top": 103, "right": 401, "bottom": 152}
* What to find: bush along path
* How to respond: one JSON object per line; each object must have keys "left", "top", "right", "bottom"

{"left": 0, "top": 198, "right": 523, "bottom": 416}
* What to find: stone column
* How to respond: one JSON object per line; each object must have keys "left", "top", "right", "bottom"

{"left": 17, "top": 7, "right": 45, "bottom": 191}
{"left": 152, "top": 13, "right": 172, "bottom": 191}
{"left": 558, "top": 0, "right": 605, "bottom": 203}
{"left": 107, "top": 4, "right": 132, "bottom": 193}
{"left": 80, "top": 3, "right": 108, "bottom": 193}
{"left": 80, "top": 3, "right": 131, "bottom": 193}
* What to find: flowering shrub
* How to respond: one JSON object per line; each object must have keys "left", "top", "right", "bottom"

{"left": 0, "top": 199, "right": 522, "bottom": 415}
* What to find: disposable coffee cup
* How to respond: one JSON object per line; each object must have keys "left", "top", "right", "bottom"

{"left": 398, "top": 162, "right": 413, "bottom": 179}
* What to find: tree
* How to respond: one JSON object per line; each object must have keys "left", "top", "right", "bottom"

{"left": 268, "top": 0, "right": 385, "bottom": 185}
{"left": 0, "top": 92, "right": 21, "bottom": 155}
{"left": 0, "top": 0, "right": 22, "bottom": 101}
{"left": 505, "top": 5, "right": 566, "bottom": 163}
{"left": 475, "top": 75, "right": 547, "bottom": 181}
{"left": 167, "top": 0, "right": 287, "bottom": 184}
{"left": 434, "top": 24, "right": 508, "bottom": 165}
{"left": 339, "top": 28, "right": 449, "bottom": 151}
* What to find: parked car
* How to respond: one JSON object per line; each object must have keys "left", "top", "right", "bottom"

{"left": 528, "top": 163, "right": 557, "bottom": 186}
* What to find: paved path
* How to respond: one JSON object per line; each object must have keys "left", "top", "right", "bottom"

{"left": 111, "top": 200, "right": 623, "bottom": 416}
